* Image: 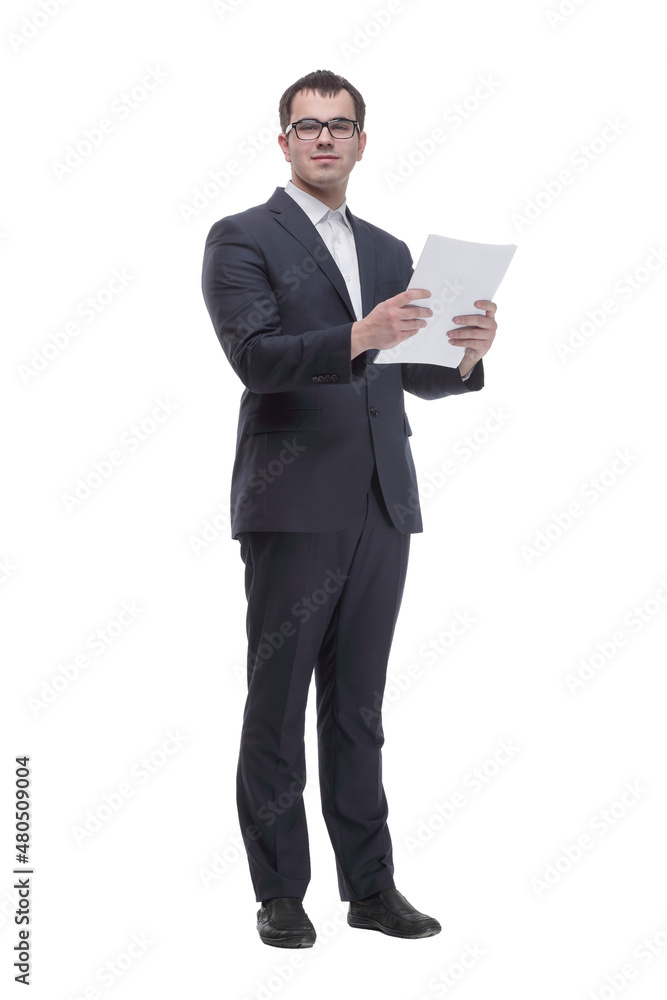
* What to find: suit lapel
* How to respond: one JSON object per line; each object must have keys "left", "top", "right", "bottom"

{"left": 267, "top": 187, "right": 376, "bottom": 322}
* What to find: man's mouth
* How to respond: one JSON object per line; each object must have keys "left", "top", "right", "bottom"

{"left": 312, "top": 155, "right": 338, "bottom": 161}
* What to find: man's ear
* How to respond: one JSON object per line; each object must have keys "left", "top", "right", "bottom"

{"left": 278, "top": 134, "right": 291, "bottom": 162}
{"left": 356, "top": 130, "right": 367, "bottom": 162}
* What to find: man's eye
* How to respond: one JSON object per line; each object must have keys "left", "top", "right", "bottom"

{"left": 299, "top": 122, "right": 319, "bottom": 134}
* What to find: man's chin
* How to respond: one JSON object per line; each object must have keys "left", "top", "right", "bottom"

{"left": 303, "top": 166, "right": 348, "bottom": 183}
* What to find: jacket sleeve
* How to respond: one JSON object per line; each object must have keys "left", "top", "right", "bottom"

{"left": 401, "top": 357, "right": 484, "bottom": 399}
{"left": 201, "top": 217, "right": 354, "bottom": 394}
{"left": 396, "top": 239, "right": 485, "bottom": 400}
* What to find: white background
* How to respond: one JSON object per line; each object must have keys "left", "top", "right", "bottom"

{"left": 2, "top": 0, "right": 666, "bottom": 998}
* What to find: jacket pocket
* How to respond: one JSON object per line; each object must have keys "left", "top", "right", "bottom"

{"left": 246, "top": 407, "right": 320, "bottom": 434}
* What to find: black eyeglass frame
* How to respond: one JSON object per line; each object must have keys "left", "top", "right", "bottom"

{"left": 285, "top": 118, "right": 360, "bottom": 140}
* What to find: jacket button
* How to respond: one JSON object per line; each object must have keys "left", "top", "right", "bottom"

{"left": 370, "top": 406, "right": 378, "bottom": 417}
{"left": 312, "top": 376, "right": 319, "bottom": 383}
{"left": 324, "top": 374, "right": 332, "bottom": 382}
{"left": 331, "top": 373, "right": 338, "bottom": 382}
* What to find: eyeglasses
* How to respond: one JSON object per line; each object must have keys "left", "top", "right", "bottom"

{"left": 285, "top": 118, "right": 359, "bottom": 140}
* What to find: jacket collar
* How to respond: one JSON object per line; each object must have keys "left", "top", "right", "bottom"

{"left": 266, "top": 186, "right": 376, "bottom": 320}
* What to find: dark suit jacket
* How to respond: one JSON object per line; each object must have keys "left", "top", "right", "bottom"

{"left": 201, "top": 186, "right": 483, "bottom": 537}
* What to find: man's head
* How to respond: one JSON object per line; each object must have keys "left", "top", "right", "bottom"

{"left": 278, "top": 69, "right": 366, "bottom": 134}
{"left": 277, "top": 70, "right": 367, "bottom": 207}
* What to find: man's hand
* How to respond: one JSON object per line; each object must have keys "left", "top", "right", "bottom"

{"left": 351, "top": 288, "right": 432, "bottom": 359}
{"left": 449, "top": 300, "right": 498, "bottom": 378}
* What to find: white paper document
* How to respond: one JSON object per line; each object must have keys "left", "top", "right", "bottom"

{"left": 373, "top": 234, "right": 517, "bottom": 367}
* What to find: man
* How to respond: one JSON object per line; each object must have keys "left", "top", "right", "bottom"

{"left": 201, "top": 69, "right": 497, "bottom": 947}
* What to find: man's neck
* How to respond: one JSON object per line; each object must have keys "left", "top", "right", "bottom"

{"left": 289, "top": 175, "right": 348, "bottom": 211}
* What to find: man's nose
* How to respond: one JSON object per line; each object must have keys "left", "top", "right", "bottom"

{"left": 316, "top": 126, "right": 334, "bottom": 144}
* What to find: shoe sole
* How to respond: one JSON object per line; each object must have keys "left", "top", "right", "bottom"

{"left": 347, "top": 915, "right": 440, "bottom": 938}
{"left": 258, "top": 933, "right": 315, "bottom": 948}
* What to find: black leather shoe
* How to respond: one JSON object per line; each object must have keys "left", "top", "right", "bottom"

{"left": 347, "top": 888, "right": 441, "bottom": 938}
{"left": 257, "top": 896, "right": 316, "bottom": 948}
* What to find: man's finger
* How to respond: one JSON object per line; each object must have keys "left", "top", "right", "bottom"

{"left": 401, "top": 305, "right": 433, "bottom": 318}
{"left": 448, "top": 328, "right": 494, "bottom": 342}
{"left": 474, "top": 299, "right": 497, "bottom": 314}
{"left": 447, "top": 339, "right": 490, "bottom": 353}
{"left": 396, "top": 288, "right": 431, "bottom": 303}
{"left": 450, "top": 314, "right": 494, "bottom": 328}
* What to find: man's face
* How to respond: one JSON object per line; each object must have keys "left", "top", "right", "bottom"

{"left": 278, "top": 89, "right": 366, "bottom": 201}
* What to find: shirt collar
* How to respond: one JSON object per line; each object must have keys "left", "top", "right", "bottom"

{"left": 284, "top": 179, "right": 352, "bottom": 231}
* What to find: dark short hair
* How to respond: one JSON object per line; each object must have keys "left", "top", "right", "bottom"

{"left": 278, "top": 69, "right": 366, "bottom": 133}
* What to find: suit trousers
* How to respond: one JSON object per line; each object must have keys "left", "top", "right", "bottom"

{"left": 236, "top": 463, "right": 411, "bottom": 902}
